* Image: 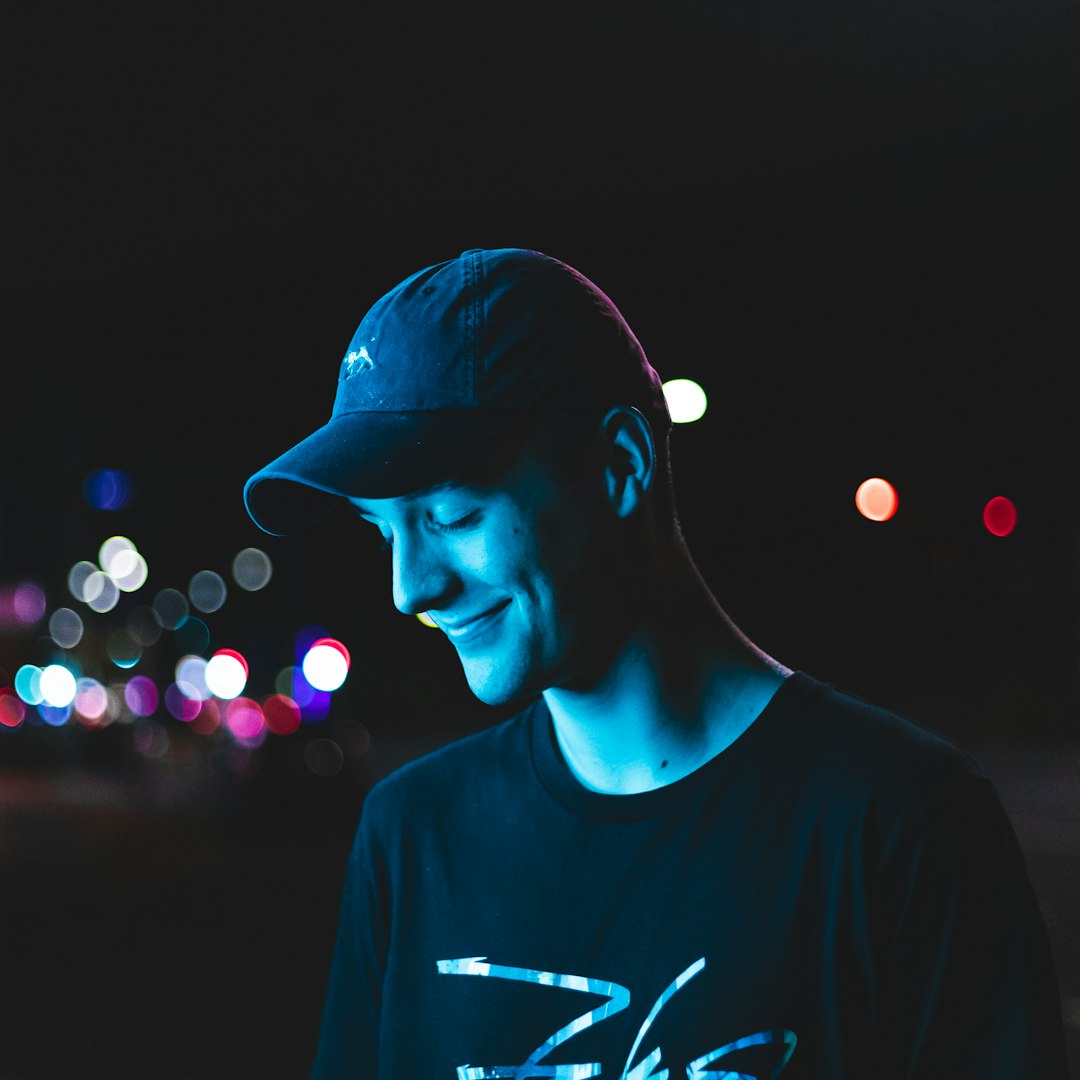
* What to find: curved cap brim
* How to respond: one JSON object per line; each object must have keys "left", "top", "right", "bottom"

{"left": 243, "top": 409, "right": 522, "bottom": 536}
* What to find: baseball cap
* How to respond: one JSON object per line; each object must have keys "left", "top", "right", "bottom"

{"left": 243, "top": 247, "right": 671, "bottom": 536}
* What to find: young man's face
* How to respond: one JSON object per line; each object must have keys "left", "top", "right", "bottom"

{"left": 348, "top": 424, "right": 620, "bottom": 707}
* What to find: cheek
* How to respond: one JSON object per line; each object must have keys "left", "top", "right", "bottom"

{"left": 530, "top": 513, "right": 602, "bottom": 610}
{"left": 454, "top": 527, "right": 533, "bottom": 585}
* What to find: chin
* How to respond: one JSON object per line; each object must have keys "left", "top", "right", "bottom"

{"left": 463, "top": 674, "right": 530, "bottom": 709}
{"left": 459, "top": 657, "right": 540, "bottom": 709}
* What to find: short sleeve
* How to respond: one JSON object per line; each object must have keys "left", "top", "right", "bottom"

{"left": 309, "top": 798, "right": 389, "bottom": 1080}
{"left": 878, "top": 773, "right": 1069, "bottom": 1078}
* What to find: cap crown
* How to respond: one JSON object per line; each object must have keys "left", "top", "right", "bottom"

{"left": 243, "top": 247, "right": 669, "bottom": 534}
{"left": 330, "top": 247, "right": 667, "bottom": 421}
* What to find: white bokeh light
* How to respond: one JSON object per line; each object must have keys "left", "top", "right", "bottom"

{"left": 113, "top": 551, "right": 149, "bottom": 593}
{"left": 302, "top": 640, "right": 350, "bottom": 692}
{"left": 68, "top": 560, "right": 98, "bottom": 602}
{"left": 175, "top": 654, "right": 211, "bottom": 700}
{"left": 99, "top": 535, "right": 137, "bottom": 577}
{"left": 189, "top": 570, "right": 227, "bottom": 613}
{"left": 40, "top": 664, "right": 77, "bottom": 707}
{"left": 49, "top": 607, "right": 84, "bottom": 648}
{"left": 205, "top": 651, "right": 248, "bottom": 700}
{"left": 231, "top": 547, "right": 273, "bottom": 591}
{"left": 662, "top": 378, "right": 708, "bottom": 424}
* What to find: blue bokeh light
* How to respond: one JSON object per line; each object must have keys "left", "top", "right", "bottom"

{"left": 82, "top": 468, "right": 136, "bottom": 511}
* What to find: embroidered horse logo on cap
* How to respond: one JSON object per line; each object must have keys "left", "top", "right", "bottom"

{"left": 341, "top": 345, "right": 375, "bottom": 379}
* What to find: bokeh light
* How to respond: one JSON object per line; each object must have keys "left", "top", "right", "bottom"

{"left": 302, "top": 638, "right": 350, "bottom": 692}
{"left": 232, "top": 548, "right": 273, "bottom": 591}
{"left": 173, "top": 616, "right": 210, "bottom": 655}
{"left": 855, "top": 477, "right": 899, "bottom": 522}
{"left": 0, "top": 586, "right": 43, "bottom": 628}
{"left": 49, "top": 607, "right": 84, "bottom": 648}
{"left": 92, "top": 535, "right": 149, "bottom": 595}
{"left": 85, "top": 572, "right": 120, "bottom": 613}
{"left": 662, "top": 378, "right": 708, "bottom": 424}
{"left": 225, "top": 697, "right": 265, "bottom": 742}
{"left": 274, "top": 666, "right": 299, "bottom": 697}
{"left": 175, "top": 655, "right": 211, "bottom": 700}
{"left": 294, "top": 627, "right": 334, "bottom": 720}
{"left": 205, "top": 649, "right": 248, "bottom": 700}
{"left": 0, "top": 688, "right": 26, "bottom": 728}
{"left": 12, "top": 582, "right": 46, "bottom": 624}
{"left": 68, "top": 561, "right": 99, "bottom": 603}
{"left": 113, "top": 552, "right": 149, "bottom": 593}
{"left": 189, "top": 697, "right": 221, "bottom": 735}
{"left": 38, "top": 703, "right": 72, "bottom": 727}
{"left": 165, "top": 682, "right": 203, "bottom": 722}
{"left": 124, "top": 675, "right": 159, "bottom": 718}
{"left": 153, "top": 588, "right": 189, "bottom": 630}
{"left": 133, "top": 718, "right": 169, "bottom": 758}
{"left": 189, "top": 570, "right": 227, "bottom": 613}
{"left": 99, "top": 535, "right": 137, "bottom": 577}
{"left": 304, "top": 737, "right": 344, "bottom": 776}
{"left": 74, "top": 677, "right": 110, "bottom": 724}
{"left": 40, "top": 664, "right": 77, "bottom": 707}
{"left": 263, "top": 694, "right": 302, "bottom": 735}
{"left": 106, "top": 629, "right": 142, "bottom": 669}
{"left": 983, "top": 495, "right": 1018, "bottom": 537}
{"left": 107, "top": 681, "right": 134, "bottom": 723}
{"left": 127, "top": 605, "right": 162, "bottom": 646}
{"left": 82, "top": 468, "right": 135, "bottom": 511}
{"left": 290, "top": 669, "right": 320, "bottom": 709}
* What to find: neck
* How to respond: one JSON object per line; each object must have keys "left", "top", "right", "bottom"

{"left": 542, "top": 550, "right": 790, "bottom": 794}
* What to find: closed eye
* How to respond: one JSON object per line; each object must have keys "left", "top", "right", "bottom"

{"left": 431, "top": 510, "right": 480, "bottom": 534}
{"left": 352, "top": 508, "right": 480, "bottom": 551}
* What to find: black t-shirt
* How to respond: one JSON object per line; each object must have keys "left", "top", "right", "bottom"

{"left": 311, "top": 671, "right": 1069, "bottom": 1078}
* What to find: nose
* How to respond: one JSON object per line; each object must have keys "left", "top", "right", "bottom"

{"left": 390, "top": 528, "right": 460, "bottom": 616}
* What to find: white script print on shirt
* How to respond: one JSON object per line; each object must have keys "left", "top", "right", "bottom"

{"left": 436, "top": 955, "right": 797, "bottom": 1079}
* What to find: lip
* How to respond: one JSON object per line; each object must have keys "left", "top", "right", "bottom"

{"left": 439, "top": 599, "right": 511, "bottom": 641}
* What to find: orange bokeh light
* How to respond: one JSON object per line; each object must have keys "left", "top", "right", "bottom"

{"left": 855, "top": 477, "right": 898, "bottom": 522}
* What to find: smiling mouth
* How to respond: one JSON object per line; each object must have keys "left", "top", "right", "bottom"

{"left": 440, "top": 599, "right": 512, "bottom": 641}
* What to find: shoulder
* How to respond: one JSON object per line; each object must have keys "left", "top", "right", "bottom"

{"left": 775, "top": 671, "right": 994, "bottom": 817}
{"left": 359, "top": 699, "right": 538, "bottom": 826}
{"left": 765, "top": 673, "right": 1020, "bottom": 894}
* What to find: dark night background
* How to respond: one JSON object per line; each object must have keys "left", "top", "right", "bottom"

{"left": 2, "top": 3, "right": 1079, "bottom": 1077}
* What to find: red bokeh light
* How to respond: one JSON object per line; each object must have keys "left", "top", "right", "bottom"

{"left": 311, "top": 637, "right": 351, "bottom": 669}
{"left": 983, "top": 495, "right": 1017, "bottom": 537}
{"left": 263, "top": 694, "right": 302, "bottom": 736}
{"left": 0, "top": 687, "right": 26, "bottom": 728}
{"left": 190, "top": 697, "right": 221, "bottom": 736}
{"left": 213, "top": 647, "right": 249, "bottom": 678}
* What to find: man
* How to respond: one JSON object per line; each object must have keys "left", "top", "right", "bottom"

{"left": 243, "top": 247, "right": 1069, "bottom": 1078}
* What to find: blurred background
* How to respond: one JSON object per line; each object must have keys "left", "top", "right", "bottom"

{"left": 2, "top": 2, "right": 1078, "bottom": 1076}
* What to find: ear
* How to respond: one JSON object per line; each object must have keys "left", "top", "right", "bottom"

{"left": 598, "top": 406, "right": 656, "bottom": 518}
